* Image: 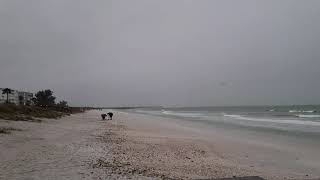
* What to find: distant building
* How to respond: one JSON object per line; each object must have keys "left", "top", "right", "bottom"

{"left": 0, "top": 88, "right": 33, "bottom": 105}
{"left": 0, "top": 88, "right": 19, "bottom": 105}
{"left": 18, "top": 91, "right": 33, "bottom": 105}
{"left": 0, "top": 88, "right": 5, "bottom": 104}
{"left": 0, "top": 89, "right": 6, "bottom": 104}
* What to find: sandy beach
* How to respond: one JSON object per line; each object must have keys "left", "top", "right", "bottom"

{"left": 2, "top": 1, "right": 320, "bottom": 179}
{"left": 1, "top": 110, "right": 319, "bottom": 180}
{"left": 0, "top": 110, "right": 113, "bottom": 180}
{"left": 100, "top": 110, "right": 320, "bottom": 180}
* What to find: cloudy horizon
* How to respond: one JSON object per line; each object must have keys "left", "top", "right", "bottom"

{"left": 0, "top": 0, "right": 320, "bottom": 107}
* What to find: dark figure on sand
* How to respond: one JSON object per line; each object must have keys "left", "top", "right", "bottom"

{"left": 101, "top": 114, "right": 107, "bottom": 120}
{"left": 107, "top": 112, "right": 113, "bottom": 120}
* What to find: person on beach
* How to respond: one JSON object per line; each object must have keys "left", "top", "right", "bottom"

{"left": 101, "top": 114, "right": 107, "bottom": 120}
{"left": 107, "top": 112, "right": 113, "bottom": 120}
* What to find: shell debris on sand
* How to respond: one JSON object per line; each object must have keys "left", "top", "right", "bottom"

{"left": 93, "top": 119, "right": 258, "bottom": 180}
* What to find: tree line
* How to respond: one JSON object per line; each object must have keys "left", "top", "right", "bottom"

{"left": 2, "top": 88, "right": 68, "bottom": 108}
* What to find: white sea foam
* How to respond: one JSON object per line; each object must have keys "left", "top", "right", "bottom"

{"left": 295, "top": 114, "right": 320, "bottom": 118}
{"left": 289, "top": 110, "right": 299, "bottom": 113}
{"left": 289, "top": 110, "right": 316, "bottom": 113}
{"left": 224, "top": 114, "right": 320, "bottom": 126}
{"left": 303, "top": 110, "right": 317, "bottom": 113}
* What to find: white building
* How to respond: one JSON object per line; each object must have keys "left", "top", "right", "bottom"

{"left": 18, "top": 91, "right": 33, "bottom": 105}
{"left": 0, "top": 88, "right": 33, "bottom": 105}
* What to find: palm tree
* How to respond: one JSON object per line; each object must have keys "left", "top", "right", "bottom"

{"left": 2, "top": 88, "right": 13, "bottom": 103}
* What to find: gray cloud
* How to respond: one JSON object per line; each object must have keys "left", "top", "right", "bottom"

{"left": 1, "top": 0, "right": 320, "bottom": 106}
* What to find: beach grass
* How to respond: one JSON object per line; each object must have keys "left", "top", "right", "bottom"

{"left": 0, "top": 104, "right": 82, "bottom": 121}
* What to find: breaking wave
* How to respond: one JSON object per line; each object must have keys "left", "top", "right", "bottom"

{"left": 295, "top": 114, "right": 320, "bottom": 118}
{"left": 224, "top": 114, "right": 320, "bottom": 126}
{"left": 289, "top": 110, "right": 316, "bottom": 113}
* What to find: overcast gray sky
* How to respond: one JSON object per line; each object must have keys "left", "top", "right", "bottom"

{"left": 0, "top": 0, "right": 320, "bottom": 107}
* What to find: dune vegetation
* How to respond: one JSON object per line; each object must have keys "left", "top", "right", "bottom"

{"left": 0, "top": 89, "right": 85, "bottom": 122}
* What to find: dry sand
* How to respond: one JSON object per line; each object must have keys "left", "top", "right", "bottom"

{"left": 0, "top": 110, "right": 319, "bottom": 180}
{"left": 0, "top": 110, "right": 113, "bottom": 180}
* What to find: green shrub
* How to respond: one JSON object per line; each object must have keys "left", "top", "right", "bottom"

{"left": 0, "top": 104, "right": 82, "bottom": 122}
{"left": 0, "top": 104, "right": 17, "bottom": 113}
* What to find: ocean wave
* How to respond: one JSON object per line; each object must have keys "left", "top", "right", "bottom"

{"left": 295, "top": 114, "right": 320, "bottom": 118}
{"left": 289, "top": 110, "right": 316, "bottom": 113}
{"left": 224, "top": 114, "right": 320, "bottom": 126}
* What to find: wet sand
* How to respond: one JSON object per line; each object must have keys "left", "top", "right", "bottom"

{"left": 1, "top": 110, "right": 319, "bottom": 180}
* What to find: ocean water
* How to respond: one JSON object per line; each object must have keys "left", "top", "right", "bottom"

{"left": 127, "top": 105, "right": 320, "bottom": 136}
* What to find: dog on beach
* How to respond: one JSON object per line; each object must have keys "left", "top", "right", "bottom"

{"left": 101, "top": 114, "right": 107, "bottom": 120}
{"left": 107, "top": 112, "right": 113, "bottom": 120}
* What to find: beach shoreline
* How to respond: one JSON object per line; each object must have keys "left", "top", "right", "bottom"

{"left": 1, "top": 110, "right": 319, "bottom": 179}
{"left": 97, "top": 110, "right": 320, "bottom": 179}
